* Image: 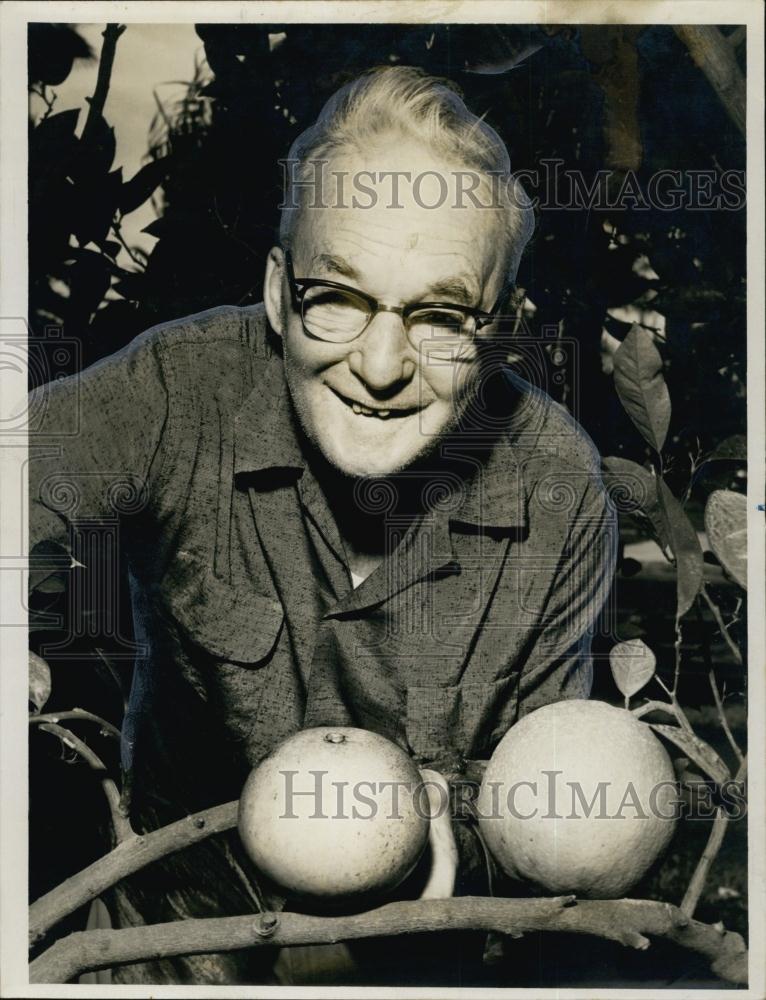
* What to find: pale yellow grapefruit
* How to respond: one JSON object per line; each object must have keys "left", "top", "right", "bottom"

{"left": 238, "top": 727, "right": 429, "bottom": 898}
{"left": 477, "top": 700, "right": 678, "bottom": 898}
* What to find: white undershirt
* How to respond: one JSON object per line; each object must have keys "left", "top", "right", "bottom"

{"left": 350, "top": 570, "right": 366, "bottom": 590}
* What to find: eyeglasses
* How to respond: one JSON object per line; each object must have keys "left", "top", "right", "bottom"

{"left": 283, "top": 250, "right": 508, "bottom": 352}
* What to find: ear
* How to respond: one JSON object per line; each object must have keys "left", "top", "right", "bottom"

{"left": 264, "top": 246, "right": 286, "bottom": 337}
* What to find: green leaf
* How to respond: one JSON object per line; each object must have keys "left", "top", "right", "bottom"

{"left": 609, "top": 639, "right": 656, "bottom": 699}
{"left": 658, "top": 478, "right": 704, "bottom": 617}
{"left": 29, "top": 652, "right": 52, "bottom": 713}
{"left": 705, "top": 490, "right": 747, "bottom": 590}
{"left": 119, "top": 156, "right": 172, "bottom": 215}
{"left": 602, "top": 457, "right": 669, "bottom": 550}
{"left": 604, "top": 458, "right": 704, "bottom": 615}
{"left": 649, "top": 723, "right": 730, "bottom": 784}
{"left": 613, "top": 326, "right": 671, "bottom": 452}
{"left": 707, "top": 435, "right": 747, "bottom": 463}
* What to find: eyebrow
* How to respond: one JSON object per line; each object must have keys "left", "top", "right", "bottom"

{"left": 308, "top": 253, "right": 479, "bottom": 306}
{"left": 424, "top": 278, "right": 478, "bottom": 306}
{"left": 310, "top": 253, "right": 360, "bottom": 281}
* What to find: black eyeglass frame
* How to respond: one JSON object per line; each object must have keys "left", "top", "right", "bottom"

{"left": 282, "top": 249, "right": 512, "bottom": 344}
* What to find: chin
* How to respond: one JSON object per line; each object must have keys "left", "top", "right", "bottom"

{"left": 296, "top": 389, "right": 457, "bottom": 479}
{"left": 320, "top": 443, "right": 419, "bottom": 478}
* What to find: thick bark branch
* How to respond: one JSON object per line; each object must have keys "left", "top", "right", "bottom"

{"left": 674, "top": 26, "right": 746, "bottom": 137}
{"left": 29, "top": 896, "right": 748, "bottom": 985}
{"left": 29, "top": 801, "right": 238, "bottom": 946}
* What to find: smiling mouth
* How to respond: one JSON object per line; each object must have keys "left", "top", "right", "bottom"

{"left": 331, "top": 388, "right": 422, "bottom": 420}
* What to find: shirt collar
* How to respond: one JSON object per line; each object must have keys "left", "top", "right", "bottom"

{"left": 234, "top": 343, "right": 306, "bottom": 480}
{"left": 450, "top": 433, "right": 527, "bottom": 530}
{"left": 443, "top": 368, "right": 532, "bottom": 531}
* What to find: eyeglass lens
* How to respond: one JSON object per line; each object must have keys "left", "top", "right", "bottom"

{"left": 301, "top": 285, "right": 475, "bottom": 346}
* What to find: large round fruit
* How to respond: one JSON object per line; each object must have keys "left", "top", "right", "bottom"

{"left": 238, "top": 727, "right": 430, "bottom": 898}
{"left": 477, "top": 700, "right": 678, "bottom": 898}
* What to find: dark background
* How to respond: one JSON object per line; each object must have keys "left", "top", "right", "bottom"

{"left": 27, "top": 22, "right": 749, "bottom": 984}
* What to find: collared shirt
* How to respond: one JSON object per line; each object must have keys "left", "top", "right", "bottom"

{"left": 30, "top": 303, "right": 616, "bottom": 815}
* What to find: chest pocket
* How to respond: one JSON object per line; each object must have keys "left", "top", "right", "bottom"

{"left": 160, "top": 550, "right": 284, "bottom": 665}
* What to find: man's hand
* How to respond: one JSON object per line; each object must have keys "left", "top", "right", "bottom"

{"left": 417, "top": 769, "right": 458, "bottom": 899}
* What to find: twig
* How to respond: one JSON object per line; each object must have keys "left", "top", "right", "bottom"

{"left": 694, "top": 600, "right": 743, "bottom": 765}
{"left": 29, "top": 896, "right": 748, "bottom": 985}
{"left": 30, "top": 709, "right": 121, "bottom": 741}
{"left": 674, "top": 26, "right": 746, "bottom": 137}
{"left": 110, "top": 214, "right": 145, "bottom": 270}
{"left": 681, "top": 758, "right": 747, "bottom": 918}
{"left": 683, "top": 438, "right": 703, "bottom": 504}
{"left": 654, "top": 677, "right": 695, "bottom": 736}
{"left": 81, "top": 24, "right": 126, "bottom": 147}
{"left": 700, "top": 585, "right": 743, "bottom": 666}
{"left": 38, "top": 724, "right": 132, "bottom": 846}
{"left": 29, "top": 801, "right": 238, "bottom": 945}
{"left": 707, "top": 673, "right": 744, "bottom": 766}
{"left": 31, "top": 83, "right": 57, "bottom": 120}
{"left": 672, "top": 617, "right": 683, "bottom": 695}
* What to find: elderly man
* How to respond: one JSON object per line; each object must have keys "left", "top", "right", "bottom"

{"left": 29, "top": 66, "right": 615, "bottom": 984}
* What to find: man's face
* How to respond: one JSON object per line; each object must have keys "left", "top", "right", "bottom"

{"left": 266, "top": 139, "right": 507, "bottom": 478}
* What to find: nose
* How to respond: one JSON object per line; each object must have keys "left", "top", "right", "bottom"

{"left": 346, "top": 311, "right": 416, "bottom": 394}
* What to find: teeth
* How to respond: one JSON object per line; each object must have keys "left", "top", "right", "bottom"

{"left": 345, "top": 397, "right": 398, "bottom": 418}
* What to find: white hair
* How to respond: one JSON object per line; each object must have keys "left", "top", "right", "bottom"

{"left": 279, "top": 65, "right": 535, "bottom": 281}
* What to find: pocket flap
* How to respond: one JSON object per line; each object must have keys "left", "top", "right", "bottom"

{"left": 160, "top": 552, "right": 283, "bottom": 664}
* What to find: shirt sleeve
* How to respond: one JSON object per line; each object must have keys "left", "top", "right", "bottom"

{"left": 28, "top": 332, "right": 171, "bottom": 594}
{"left": 515, "top": 470, "right": 617, "bottom": 717}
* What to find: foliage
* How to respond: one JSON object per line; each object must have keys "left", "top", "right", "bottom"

{"left": 26, "top": 19, "right": 748, "bottom": 986}
{"left": 28, "top": 24, "right": 747, "bottom": 475}
{"left": 602, "top": 311, "right": 747, "bottom": 929}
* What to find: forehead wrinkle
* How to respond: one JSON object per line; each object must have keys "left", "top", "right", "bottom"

{"left": 302, "top": 216, "right": 493, "bottom": 303}
{"left": 314, "top": 207, "right": 484, "bottom": 249}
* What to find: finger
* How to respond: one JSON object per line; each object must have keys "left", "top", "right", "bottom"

{"left": 418, "top": 770, "right": 458, "bottom": 899}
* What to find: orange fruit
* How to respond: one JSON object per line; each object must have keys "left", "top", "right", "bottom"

{"left": 238, "top": 727, "right": 429, "bottom": 898}
{"left": 478, "top": 701, "right": 677, "bottom": 897}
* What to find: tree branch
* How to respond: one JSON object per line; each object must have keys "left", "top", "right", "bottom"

{"left": 681, "top": 758, "right": 748, "bottom": 917}
{"left": 81, "top": 23, "right": 125, "bottom": 146}
{"left": 29, "top": 801, "right": 238, "bottom": 946}
{"left": 674, "top": 26, "right": 746, "bottom": 137}
{"left": 30, "top": 709, "right": 121, "bottom": 741}
{"left": 38, "top": 724, "right": 132, "bottom": 845}
{"left": 700, "top": 585, "right": 743, "bottom": 666}
{"left": 695, "top": 601, "right": 744, "bottom": 765}
{"left": 708, "top": 669, "right": 745, "bottom": 765}
{"left": 653, "top": 677, "right": 696, "bottom": 736}
{"left": 29, "top": 896, "right": 748, "bottom": 985}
